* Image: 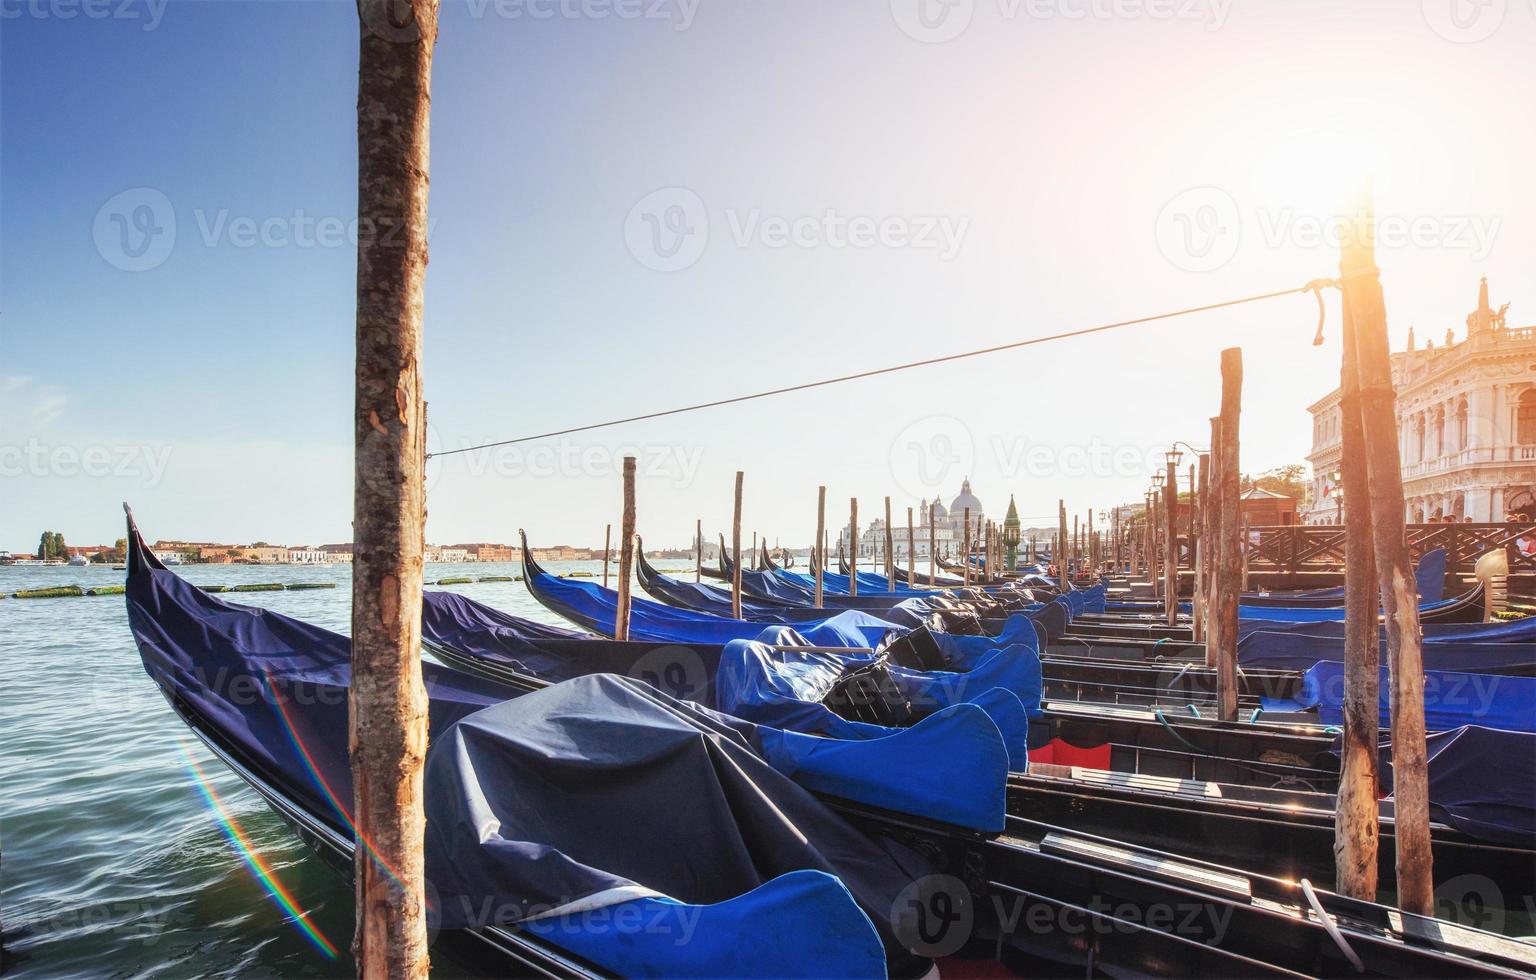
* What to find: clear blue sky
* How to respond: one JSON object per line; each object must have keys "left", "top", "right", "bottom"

{"left": 5, "top": 0, "right": 1534, "bottom": 551}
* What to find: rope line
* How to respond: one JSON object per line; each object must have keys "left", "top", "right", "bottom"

{"left": 429, "top": 279, "right": 1328, "bottom": 459}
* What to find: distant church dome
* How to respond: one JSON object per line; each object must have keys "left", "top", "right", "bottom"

{"left": 949, "top": 479, "right": 983, "bottom": 519}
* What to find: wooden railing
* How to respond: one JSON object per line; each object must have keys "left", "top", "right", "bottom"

{"left": 1240, "top": 522, "right": 1536, "bottom": 576}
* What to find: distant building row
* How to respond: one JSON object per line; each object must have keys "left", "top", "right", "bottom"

{"left": 147, "top": 540, "right": 523, "bottom": 564}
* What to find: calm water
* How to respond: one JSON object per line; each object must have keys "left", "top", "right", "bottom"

{"left": 0, "top": 558, "right": 683, "bottom": 979}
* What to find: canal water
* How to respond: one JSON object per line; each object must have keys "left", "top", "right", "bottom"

{"left": 0, "top": 558, "right": 669, "bottom": 978}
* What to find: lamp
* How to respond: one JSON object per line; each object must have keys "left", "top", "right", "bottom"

{"left": 1165, "top": 448, "right": 1183, "bottom": 468}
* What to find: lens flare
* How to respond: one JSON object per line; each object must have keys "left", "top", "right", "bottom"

{"left": 257, "top": 669, "right": 413, "bottom": 896}
{"left": 180, "top": 743, "right": 340, "bottom": 958}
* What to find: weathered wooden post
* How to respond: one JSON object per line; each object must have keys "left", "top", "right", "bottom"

{"left": 602, "top": 522, "right": 611, "bottom": 589}
{"left": 849, "top": 498, "right": 859, "bottom": 597}
{"left": 962, "top": 508, "right": 972, "bottom": 587}
{"left": 1342, "top": 186, "right": 1432, "bottom": 914}
{"left": 695, "top": 518, "right": 702, "bottom": 583}
{"left": 928, "top": 500, "right": 937, "bottom": 583}
{"left": 350, "top": 1, "right": 437, "bottom": 971}
{"left": 1111, "top": 508, "right": 1119, "bottom": 571}
{"left": 906, "top": 507, "right": 916, "bottom": 587}
{"left": 1194, "top": 454, "right": 1209, "bottom": 642}
{"left": 1215, "top": 351, "right": 1242, "bottom": 721}
{"left": 731, "top": 472, "right": 744, "bottom": 619}
{"left": 1205, "top": 418, "right": 1222, "bottom": 668}
{"left": 1144, "top": 493, "right": 1153, "bottom": 587}
{"left": 1334, "top": 295, "right": 1381, "bottom": 900}
{"left": 884, "top": 496, "right": 895, "bottom": 589}
{"left": 614, "top": 458, "right": 636, "bottom": 639}
{"left": 1057, "top": 500, "right": 1068, "bottom": 591}
{"left": 1087, "top": 510, "right": 1095, "bottom": 574}
{"left": 815, "top": 486, "right": 826, "bottom": 609}
{"left": 1165, "top": 457, "right": 1179, "bottom": 626}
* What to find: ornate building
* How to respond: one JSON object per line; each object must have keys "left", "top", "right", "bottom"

{"left": 842, "top": 479, "right": 987, "bottom": 560}
{"left": 1303, "top": 279, "right": 1536, "bottom": 524}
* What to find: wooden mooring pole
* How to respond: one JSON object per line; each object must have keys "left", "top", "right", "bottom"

{"left": 1335, "top": 293, "right": 1381, "bottom": 900}
{"left": 897, "top": 509, "right": 909, "bottom": 586}
{"left": 602, "top": 523, "right": 611, "bottom": 590}
{"left": 928, "top": 501, "right": 937, "bottom": 583}
{"left": 614, "top": 458, "right": 636, "bottom": 639}
{"left": 1057, "top": 500, "right": 1068, "bottom": 591}
{"left": 815, "top": 486, "right": 826, "bottom": 609}
{"left": 1214, "top": 350, "right": 1242, "bottom": 721}
{"left": 849, "top": 498, "right": 859, "bottom": 598}
{"left": 962, "top": 508, "right": 972, "bottom": 587}
{"left": 1204, "top": 419, "right": 1222, "bottom": 668}
{"left": 694, "top": 518, "right": 702, "bottom": 583}
{"left": 731, "top": 472, "right": 743, "bottom": 619}
{"left": 1194, "top": 454, "right": 1209, "bottom": 642}
{"left": 1165, "top": 457, "right": 1178, "bottom": 626}
{"left": 884, "top": 496, "right": 895, "bottom": 588}
{"left": 1342, "top": 186, "right": 1433, "bottom": 914}
{"left": 350, "top": 0, "right": 437, "bottom": 971}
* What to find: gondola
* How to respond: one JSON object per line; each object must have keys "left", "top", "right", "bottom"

{"left": 124, "top": 511, "right": 1536, "bottom": 976}
{"left": 641, "top": 544, "right": 1041, "bottom": 627}
{"left": 521, "top": 539, "right": 1359, "bottom": 790}
{"left": 426, "top": 574, "right": 1536, "bottom": 930}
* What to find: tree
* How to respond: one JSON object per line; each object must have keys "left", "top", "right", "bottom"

{"left": 92, "top": 539, "right": 128, "bottom": 563}
{"left": 36, "top": 532, "right": 68, "bottom": 561}
{"left": 1242, "top": 463, "right": 1309, "bottom": 505}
